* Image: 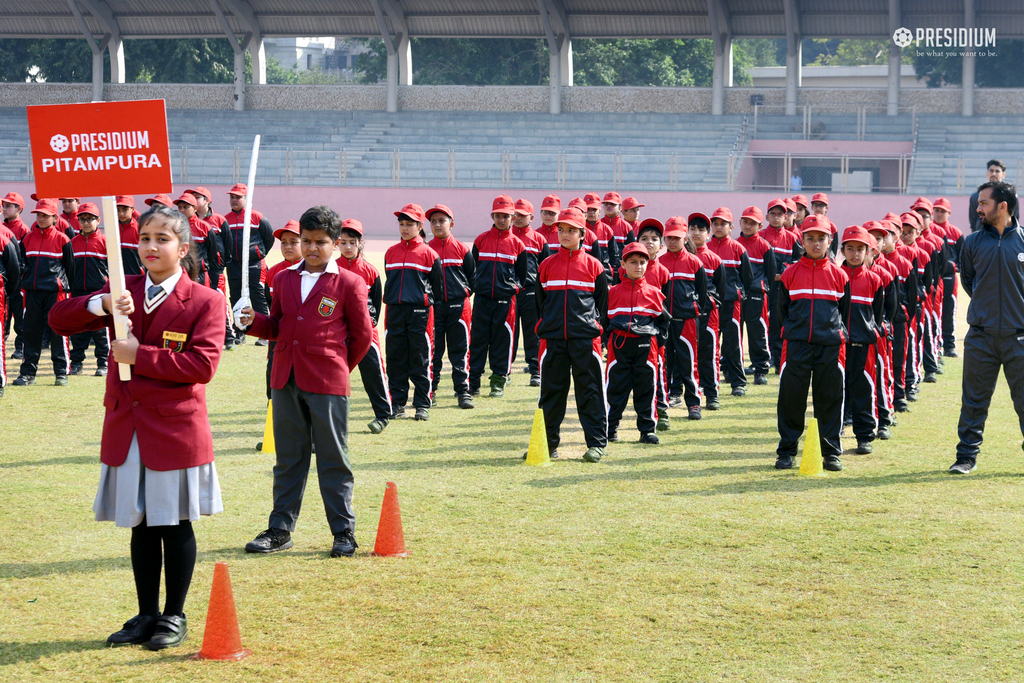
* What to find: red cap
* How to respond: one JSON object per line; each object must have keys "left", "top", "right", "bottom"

{"left": 274, "top": 220, "right": 301, "bottom": 239}
{"left": 766, "top": 198, "right": 787, "bottom": 214}
{"left": 799, "top": 215, "right": 832, "bottom": 234}
{"left": 602, "top": 191, "right": 622, "bottom": 205}
{"left": 395, "top": 203, "right": 426, "bottom": 223}
{"left": 31, "top": 198, "right": 59, "bottom": 216}
{"left": 687, "top": 212, "right": 710, "bottom": 228}
{"left": 340, "top": 218, "right": 363, "bottom": 235}
{"left": 884, "top": 212, "right": 902, "bottom": 225}
{"left": 514, "top": 198, "right": 534, "bottom": 215}
{"left": 636, "top": 218, "right": 664, "bottom": 235}
{"left": 583, "top": 192, "right": 602, "bottom": 209}
{"left": 556, "top": 208, "right": 586, "bottom": 232}
{"left": 811, "top": 192, "right": 830, "bottom": 205}
{"left": 620, "top": 242, "right": 650, "bottom": 261}
{"left": 2, "top": 192, "right": 24, "bottom": 209}
{"left": 227, "top": 183, "right": 248, "bottom": 196}
{"left": 784, "top": 198, "right": 798, "bottom": 213}
{"left": 425, "top": 204, "right": 454, "bottom": 221}
{"left": 792, "top": 194, "right": 810, "bottom": 209}
{"left": 29, "top": 193, "right": 39, "bottom": 201}
{"left": 187, "top": 187, "right": 212, "bottom": 202}
{"left": 174, "top": 193, "right": 197, "bottom": 208}
{"left": 711, "top": 207, "right": 733, "bottom": 223}
{"left": 841, "top": 225, "right": 877, "bottom": 249}
{"left": 863, "top": 220, "right": 887, "bottom": 235}
{"left": 741, "top": 206, "right": 764, "bottom": 223}
{"left": 115, "top": 194, "right": 135, "bottom": 208}
{"left": 621, "top": 197, "right": 645, "bottom": 211}
{"left": 880, "top": 220, "right": 899, "bottom": 234}
{"left": 76, "top": 201, "right": 99, "bottom": 218}
{"left": 568, "top": 197, "right": 588, "bottom": 213}
{"left": 490, "top": 195, "right": 515, "bottom": 215}
{"left": 911, "top": 197, "right": 933, "bottom": 215}
{"left": 145, "top": 194, "right": 173, "bottom": 207}
{"left": 900, "top": 211, "right": 922, "bottom": 229}
{"left": 664, "top": 216, "right": 689, "bottom": 238}
{"left": 540, "top": 195, "right": 561, "bottom": 212}
{"left": 933, "top": 197, "right": 952, "bottom": 211}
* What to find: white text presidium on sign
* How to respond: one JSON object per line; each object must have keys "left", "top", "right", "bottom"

{"left": 41, "top": 130, "right": 163, "bottom": 174}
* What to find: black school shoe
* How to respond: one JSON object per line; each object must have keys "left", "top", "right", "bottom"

{"left": 948, "top": 458, "right": 976, "bottom": 475}
{"left": 107, "top": 613, "right": 160, "bottom": 646}
{"left": 823, "top": 455, "right": 843, "bottom": 472}
{"left": 147, "top": 614, "right": 187, "bottom": 650}
{"left": 774, "top": 455, "right": 794, "bottom": 470}
{"left": 331, "top": 529, "right": 358, "bottom": 557}
{"left": 245, "top": 528, "right": 293, "bottom": 553}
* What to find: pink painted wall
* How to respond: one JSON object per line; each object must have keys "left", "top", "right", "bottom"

{"left": 4, "top": 181, "right": 976, "bottom": 241}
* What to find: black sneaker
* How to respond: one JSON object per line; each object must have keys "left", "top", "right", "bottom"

{"left": 582, "top": 447, "right": 605, "bottom": 463}
{"left": 948, "top": 458, "right": 976, "bottom": 475}
{"left": 856, "top": 440, "right": 873, "bottom": 455}
{"left": 392, "top": 406, "right": 406, "bottom": 419}
{"left": 107, "top": 613, "right": 160, "bottom": 646}
{"left": 530, "top": 374, "right": 541, "bottom": 387}
{"left": 12, "top": 375, "right": 35, "bottom": 386}
{"left": 744, "top": 365, "right": 756, "bottom": 376}
{"left": 54, "top": 376, "right": 69, "bottom": 387}
{"left": 245, "top": 528, "right": 293, "bottom": 553}
{"left": 876, "top": 426, "right": 891, "bottom": 440}
{"left": 95, "top": 365, "right": 108, "bottom": 376}
{"left": 414, "top": 407, "right": 429, "bottom": 421}
{"left": 894, "top": 399, "right": 909, "bottom": 413}
{"left": 549, "top": 449, "right": 559, "bottom": 460}
{"left": 731, "top": 386, "right": 746, "bottom": 397}
{"left": 823, "top": 455, "right": 843, "bottom": 471}
{"left": 608, "top": 426, "right": 620, "bottom": 442}
{"left": 330, "top": 529, "right": 358, "bottom": 557}
{"left": 774, "top": 455, "right": 794, "bottom": 470}
{"left": 639, "top": 432, "right": 660, "bottom": 445}
{"left": 688, "top": 406, "right": 702, "bottom": 421}
{"left": 924, "top": 372, "right": 937, "bottom": 383}
{"left": 943, "top": 350, "right": 958, "bottom": 358}
{"left": 367, "top": 418, "right": 389, "bottom": 434}
{"left": 11, "top": 349, "right": 23, "bottom": 360}
{"left": 668, "top": 395, "right": 683, "bottom": 408}
{"left": 458, "top": 394, "right": 475, "bottom": 409}
{"left": 254, "top": 338, "right": 268, "bottom": 347}
{"left": 146, "top": 614, "right": 187, "bottom": 650}
{"left": 754, "top": 373, "right": 768, "bottom": 386}
{"left": 657, "top": 409, "right": 670, "bottom": 431}
{"left": 69, "top": 362, "right": 83, "bottom": 376}
{"left": 706, "top": 398, "right": 720, "bottom": 411}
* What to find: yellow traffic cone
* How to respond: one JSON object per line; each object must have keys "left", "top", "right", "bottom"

{"left": 524, "top": 409, "right": 552, "bottom": 467}
{"left": 259, "top": 400, "right": 275, "bottom": 455}
{"left": 798, "top": 417, "right": 826, "bottom": 477}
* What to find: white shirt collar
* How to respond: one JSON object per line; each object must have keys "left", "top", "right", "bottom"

{"left": 143, "top": 267, "right": 183, "bottom": 313}
{"left": 144, "top": 268, "right": 183, "bottom": 296}
{"left": 294, "top": 259, "right": 339, "bottom": 276}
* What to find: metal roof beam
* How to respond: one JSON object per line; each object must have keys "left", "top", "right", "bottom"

{"left": 783, "top": 0, "right": 799, "bottom": 114}
{"left": 77, "top": 0, "right": 123, "bottom": 86}
{"left": 707, "top": 0, "right": 732, "bottom": 115}
{"left": 220, "top": 0, "right": 264, "bottom": 84}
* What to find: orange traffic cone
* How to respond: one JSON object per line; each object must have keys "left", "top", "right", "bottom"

{"left": 191, "top": 562, "right": 252, "bottom": 661}
{"left": 369, "top": 481, "right": 410, "bottom": 557}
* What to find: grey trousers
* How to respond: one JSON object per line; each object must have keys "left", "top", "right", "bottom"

{"left": 956, "top": 327, "right": 1024, "bottom": 459}
{"left": 269, "top": 380, "right": 354, "bottom": 534}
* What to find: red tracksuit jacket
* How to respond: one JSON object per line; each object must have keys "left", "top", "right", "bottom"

{"left": 778, "top": 256, "right": 850, "bottom": 345}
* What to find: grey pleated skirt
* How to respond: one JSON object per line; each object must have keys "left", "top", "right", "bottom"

{"left": 93, "top": 433, "right": 223, "bottom": 528}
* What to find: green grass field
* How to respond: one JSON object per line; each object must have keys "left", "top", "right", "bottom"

{"left": 2, "top": 279, "right": 1024, "bottom": 682}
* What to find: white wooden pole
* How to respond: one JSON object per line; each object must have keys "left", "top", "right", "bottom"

{"left": 101, "top": 195, "right": 131, "bottom": 381}
{"left": 233, "top": 135, "right": 261, "bottom": 328}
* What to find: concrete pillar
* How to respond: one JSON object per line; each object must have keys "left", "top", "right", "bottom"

{"left": 109, "top": 37, "right": 124, "bottom": 84}
{"left": 560, "top": 38, "right": 573, "bottom": 87}
{"left": 712, "top": 35, "right": 731, "bottom": 115}
{"left": 963, "top": 0, "right": 975, "bottom": 116}
{"left": 785, "top": 43, "right": 801, "bottom": 116}
{"left": 91, "top": 47, "right": 104, "bottom": 102}
{"left": 887, "top": 42, "right": 900, "bottom": 116}
{"left": 233, "top": 47, "right": 245, "bottom": 111}
{"left": 548, "top": 44, "right": 561, "bottom": 115}
{"left": 250, "top": 37, "right": 266, "bottom": 84}
{"left": 386, "top": 50, "right": 399, "bottom": 112}
{"left": 397, "top": 33, "right": 412, "bottom": 85}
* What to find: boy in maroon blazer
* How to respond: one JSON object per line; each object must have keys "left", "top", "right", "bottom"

{"left": 239, "top": 205, "right": 373, "bottom": 559}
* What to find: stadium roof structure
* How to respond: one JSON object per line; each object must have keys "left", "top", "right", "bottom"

{"left": 3, "top": 1, "right": 1020, "bottom": 115}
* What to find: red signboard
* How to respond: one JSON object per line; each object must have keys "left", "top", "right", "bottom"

{"left": 26, "top": 99, "right": 173, "bottom": 198}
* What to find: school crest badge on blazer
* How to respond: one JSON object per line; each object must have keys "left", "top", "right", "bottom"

{"left": 163, "top": 330, "right": 187, "bottom": 352}
{"left": 318, "top": 296, "right": 337, "bottom": 317}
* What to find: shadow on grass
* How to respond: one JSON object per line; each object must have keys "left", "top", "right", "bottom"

{"left": 664, "top": 469, "right": 1024, "bottom": 496}
{"left": 0, "top": 455, "right": 98, "bottom": 469}
{"left": 523, "top": 463, "right": 768, "bottom": 488}
{"left": 0, "top": 639, "right": 106, "bottom": 664}
{"left": 358, "top": 454, "right": 522, "bottom": 471}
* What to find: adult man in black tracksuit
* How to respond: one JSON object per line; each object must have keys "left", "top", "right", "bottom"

{"left": 952, "top": 181, "right": 1024, "bottom": 474}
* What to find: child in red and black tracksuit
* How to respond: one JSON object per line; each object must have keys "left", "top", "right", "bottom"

{"left": 469, "top": 195, "right": 529, "bottom": 398}
{"left": 864, "top": 222, "right": 900, "bottom": 440}
{"left": 2, "top": 191, "right": 28, "bottom": 360}
{"left": 633, "top": 219, "right": 672, "bottom": 429}
{"left": 68, "top": 202, "right": 109, "bottom": 377}
{"left": 536, "top": 209, "right": 609, "bottom": 463}
{"left": 658, "top": 217, "right": 709, "bottom": 420}
{"left": 511, "top": 199, "right": 550, "bottom": 386}
{"left": 385, "top": 203, "right": 443, "bottom": 420}
{"left": 932, "top": 197, "right": 964, "bottom": 357}
{"left": 187, "top": 188, "right": 232, "bottom": 349}
{"left": 708, "top": 207, "right": 754, "bottom": 396}
{"left": 601, "top": 192, "right": 635, "bottom": 270}
{"left": 604, "top": 243, "right": 670, "bottom": 445}
{"left": 535, "top": 194, "right": 561, "bottom": 248}
{"left": 899, "top": 211, "right": 930, "bottom": 401}
{"left": 115, "top": 196, "right": 144, "bottom": 277}
{"left": 263, "top": 220, "right": 302, "bottom": 400}
{"left": 0, "top": 218, "right": 20, "bottom": 395}
{"left": 878, "top": 218, "right": 918, "bottom": 414}
{"left": 15, "top": 199, "right": 74, "bottom": 386}
{"left": 689, "top": 213, "right": 727, "bottom": 410}
{"left": 737, "top": 206, "right": 777, "bottom": 385}
{"left": 775, "top": 215, "right": 851, "bottom": 471}
{"left": 760, "top": 198, "right": 805, "bottom": 373}
{"left": 173, "top": 194, "right": 213, "bottom": 285}
{"left": 840, "top": 226, "right": 886, "bottom": 455}
{"left": 337, "top": 219, "right": 393, "bottom": 433}
{"left": 426, "top": 204, "right": 476, "bottom": 408}
{"left": 621, "top": 197, "right": 645, "bottom": 239}
{"left": 583, "top": 193, "right": 614, "bottom": 278}
{"left": 911, "top": 197, "right": 945, "bottom": 383}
